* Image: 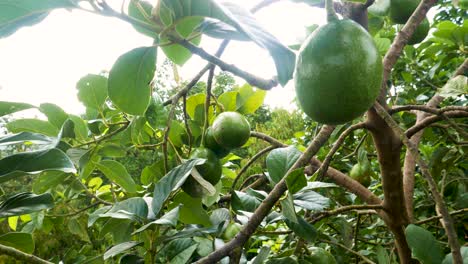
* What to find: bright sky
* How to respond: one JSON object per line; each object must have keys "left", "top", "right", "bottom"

{"left": 0, "top": 1, "right": 326, "bottom": 115}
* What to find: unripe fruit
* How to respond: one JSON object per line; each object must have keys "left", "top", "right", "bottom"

{"left": 181, "top": 147, "right": 222, "bottom": 198}
{"left": 204, "top": 127, "right": 231, "bottom": 158}
{"left": 389, "top": 0, "right": 420, "bottom": 24}
{"left": 407, "top": 18, "right": 430, "bottom": 45}
{"left": 350, "top": 162, "right": 372, "bottom": 187}
{"left": 212, "top": 112, "right": 251, "bottom": 149}
{"left": 306, "top": 247, "right": 337, "bottom": 264}
{"left": 294, "top": 19, "right": 383, "bottom": 125}
{"left": 222, "top": 223, "right": 242, "bottom": 241}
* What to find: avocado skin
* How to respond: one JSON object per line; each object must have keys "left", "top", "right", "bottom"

{"left": 204, "top": 127, "right": 231, "bottom": 158}
{"left": 294, "top": 19, "right": 383, "bottom": 125}
{"left": 390, "top": 0, "right": 420, "bottom": 24}
{"left": 212, "top": 112, "right": 251, "bottom": 149}
{"left": 408, "top": 18, "right": 430, "bottom": 45}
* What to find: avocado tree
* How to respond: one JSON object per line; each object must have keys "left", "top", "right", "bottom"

{"left": 0, "top": 0, "right": 467, "bottom": 263}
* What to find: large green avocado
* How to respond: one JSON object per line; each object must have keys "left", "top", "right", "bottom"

{"left": 204, "top": 127, "right": 231, "bottom": 158}
{"left": 407, "top": 18, "right": 430, "bottom": 45}
{"left": 294, "top": 19, "right": 383, "bottom": 125}
{"left": 181, "top": 147, "right": 222, "bottom": 198}
{"left": 212, "top": 112, "right": 251, "bottom": 149}
{"left": 389, "top": 0, "right": 420, "bottom": 24}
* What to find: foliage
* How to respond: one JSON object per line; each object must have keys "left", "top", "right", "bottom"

{"left": 0, "top": 0, "right": 466, "bottom": 263}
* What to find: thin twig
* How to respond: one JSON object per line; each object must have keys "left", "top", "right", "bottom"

{"left": 230, "top": 146, "right": 276, "bottom": 192}
{"left": 182, "top": 94, "right": 193, "bottom": 156}
{"left": 316, "top": 122, "right": 368, "bottom": 181}
{"left": 47, "top": 202, "right": 102, "bottom": 217}
{"left": 75, "top": 178, "right": 112, "bottom": 205}
{"left": 201, "top": 65, "right": 215, "bottom": 146}
{"left": 320, "top": 239, "right": 376, "bottom": 264}
{"left": 415, "top": 208, "right": 468, "bottom": 225}
{"left": 308, "top": 204, "right": 384, "bottom": 223}
{"left": 0, "top": 244, "right": 52, "bottom": 264}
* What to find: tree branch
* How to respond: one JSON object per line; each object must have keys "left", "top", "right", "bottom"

{"left": 308, "top": 204, "right": 384, "bottom": 223}
{"left": 316, "top": 122, "right": 368, "bottom": 181}
{"left": 171, "top": 38, "right": 278, "bottom": 90}
{"left": 405, "top": 111, "right": 468, "bottom": 138}
{"left": 414, "top": 208, "right": 468, "bottom": 225}
{"left": 378, "top": 0, "right": 438, "bottom": 102}
{"left": 196, "top": 125, "right": 336, "bottom": 264}
{"left": 320, "top": 239, "right": 376, "bottom": 264}
{"left": 230, "top": 146, "right": 276, "bottom": 192}
{"left": 0, "top": 244, "right": 52, "bottom": 264}
{"left": 373, "top": 102, "right": 463, "bottom": 264}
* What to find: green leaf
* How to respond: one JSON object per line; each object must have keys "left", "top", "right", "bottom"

{"left": 156, "top": 238, "right": 196, "bottom": 262}
{"left": 285, "top": 168, "right": 307, "bottom": 194}
{"left": 209, "top": 208, "right": 230, "bottom": 226}
{"left": 280, "top": 193, "right": 298, "bottom": 223}
{"left": 6, "top": 119, "right": 59, "bottom": 137}
{"left": 160, "top": 17, "right": 203, "bottom": 65}
{"left": 252, "top": 247, "right": 271, "bottom": 264}
{"left": 32, "top": 171, "right": 68, "bottom": 194}
{"left": 108, "top": 46, "right": 157, "bottom": 115}
{"left": 133, "top": 206, "right": 181, "bottom": 234}
{"left": 196, "top": 19, "right": 249, "bottom": 41}
{"left": 293, "top": 190, "right": 330, "bottom": 211}
{"left": 0, "top": 0, "right": 75, "bottom": 38}
{"left": 374, "top": 37, "right": 391, "bottom": 55}
{"left": 68, "top": 217, "right": 91, "bottom": 242}
{"left": 76, "top": 74, "right": 108, "bottom": 110}
{"left": 98, "top": 143, "right": 126, "bottom": 158}
{"left": 95, "top": 160, "right": 138, "bottom": 193}
{"left": 104, "top": 241, "right": 142, "bottom": 260}
{"left": 99, "top": 197, "right": 148, "bottom": 222}
{"left": 186, "top": 93, "right": 207, "bottom": 121}
{"left": 405, "top": 224, "right": 444, "bottom": 264}
{"left": 146, "top": 92, "right": 168, "bottom": 129}
{"left": 266, "top": 146, "right": 301, "bottom": 184}
{"left": 0, "top": 192, "right": 54, "bottom": 218}
{"left": 442, "top": 246, "right": 468, "bottom": 264}
{"left": 266, "top": 256, "right": 298, "bottom": 264}
{"left": 231, "top": 190, "right": 261, "bottom": 213}
{"left": 0, "top": 148, "right": 76, "bottom": 183}
{"left": 236, "top": 84, "right": 266, "bottom": 115}
{"left": 160, "top": 0, "right": 296, "bottom": 85}
{"left": 0, "top": 132, "right": 54, "bottom": 146}
{"left": 152, "top": 159, "right": 205, "bottom": 216}
{"left": 0, "top": 232, "right": 34, "bottom": 253}
{"left": 285, "top": 216, "right": 317, "bottom": 242}
{"left": 172, "top": 192, "right": 211, "bottom": 226}
{"left": 376, "top": 246, "right": 391, "bottom": 264}
{"left": 218, "top": 91, "right": 238, "bottom": 111}
{"left": 128, "top": 0, "right": 157, "bottom": 38}
{"left": 368, "top": 0, "right": 390, "bottom": 16}
{"left": 438, "top": 75, "right": 467, "bottom": 98}
{"left": 0, "top": 101, "right": 35, "bottom": 117}
{"left": 169, "top": 244, "right": 198, "bottom": 264}
{"left": 141, "top": 160, "right": 165, "bottom": 185}
{"left": 38, "top": 103, "right": 68, "bottom": 129}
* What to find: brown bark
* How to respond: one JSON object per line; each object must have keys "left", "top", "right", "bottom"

{"left": 367, "top": 109, "right": 413, "bottom": 264}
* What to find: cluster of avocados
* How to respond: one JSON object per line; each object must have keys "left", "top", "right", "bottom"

{"left": 182, "top": 112, "right": 251, "bottom": 197}
{"left": 294, "top": 0, "right": 429, "bottom": 125}
{"left": 389, "top": 0, "right": 429, "bottom": 45}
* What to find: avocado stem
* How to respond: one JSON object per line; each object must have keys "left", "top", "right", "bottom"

{"left": 326, "top": 0, "right": 339, "bottom": 22}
